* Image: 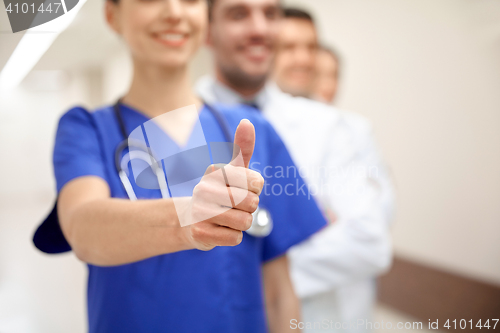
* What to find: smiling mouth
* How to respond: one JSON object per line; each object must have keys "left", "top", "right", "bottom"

{"left": 154, "top": 33, "right": 188, "bottom": 47}
{"left": 243, "top": 45, "right": 270, "bottom": 60}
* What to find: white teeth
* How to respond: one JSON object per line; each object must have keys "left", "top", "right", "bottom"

{"left": 248, "top": 45, "right": 266, "bottom": 56}
{"left": 159, "top": 34, "right": 184, "bottom": 41}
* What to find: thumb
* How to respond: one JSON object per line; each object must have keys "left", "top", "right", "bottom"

{"left": 231, "top": 119, "right": 255, "bottom": 168}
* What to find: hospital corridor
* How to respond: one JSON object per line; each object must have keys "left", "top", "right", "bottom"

{"left": 1, "top": 0, "right": 500, "bottom": 332}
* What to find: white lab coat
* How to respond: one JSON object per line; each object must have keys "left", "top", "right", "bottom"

{"left": 196, "top": 76, "right": 395, "bottom": 332}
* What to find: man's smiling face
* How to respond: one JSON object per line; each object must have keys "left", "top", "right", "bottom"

{"left": 207, "top": 0, "right": 282, "bottom": 91}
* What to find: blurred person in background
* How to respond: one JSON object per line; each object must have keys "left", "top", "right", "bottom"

{"left": 197, "top": 1, "right": 395, "bottom": 331}
{"left": 272, "top": 8, "right": 317, "bottom": 98}
{"left": 312, "top": 46, "right": 341, "bottom": 104}
{"left": 33, "top": 0, "right": 330, "bottom": 331}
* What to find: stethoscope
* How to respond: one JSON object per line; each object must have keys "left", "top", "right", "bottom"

{"left": 113, "top": 99, "right": 273, "bottom": 237}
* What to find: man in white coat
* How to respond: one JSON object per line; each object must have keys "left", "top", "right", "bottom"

{"left": 198, "top": 0, "right": 395, "bottom": 331}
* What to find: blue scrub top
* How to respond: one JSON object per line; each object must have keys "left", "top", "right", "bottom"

{"left": 47, "top": 103, "right": 326, "bottom": 333}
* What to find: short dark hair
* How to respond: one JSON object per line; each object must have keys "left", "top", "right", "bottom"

{"left": 207, "top": 0, "right": 215, "bottom": 10}
{"left": 208, "top": 0, "right": 284, "bottom": 22}
{"left": 282, "top": 7, "right": 314, "bottom": 23}
{"left": 207, "top": 0, "right": 215, "bottom": 20}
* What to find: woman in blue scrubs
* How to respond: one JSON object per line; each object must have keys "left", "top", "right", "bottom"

{"left": 35, "top": 0, "right": 327, "bottom": 332}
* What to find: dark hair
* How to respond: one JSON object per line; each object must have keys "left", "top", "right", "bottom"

{"left": 208, "top": 0, "right": 284, "bottom": 22}
{"left": 282, "top": 7, "right": 314, "bottom": 23}
{"left": 207, "top": 0, "right": 215, "bottom": 20}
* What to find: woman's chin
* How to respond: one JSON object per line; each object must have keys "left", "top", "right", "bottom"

{"left": 148, "top": 56, "right": 190, "bottom": 70}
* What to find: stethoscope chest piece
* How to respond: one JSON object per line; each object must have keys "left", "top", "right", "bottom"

{"left": 246, "top": 206, "right": 273, "bottom": 237}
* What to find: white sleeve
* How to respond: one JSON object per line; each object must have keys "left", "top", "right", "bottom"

{"left": 288, "top": 118, "right": 395, "bottom": 299}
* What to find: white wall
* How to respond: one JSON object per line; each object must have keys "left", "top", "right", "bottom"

{"left": 102, "top": 46, "right": 132, "bottom": 105}
{"left": 285, "top": 0, "right": 500, "bottom": 285}
{"left": 0, "top": 70, "right": 94, "bottom": 333}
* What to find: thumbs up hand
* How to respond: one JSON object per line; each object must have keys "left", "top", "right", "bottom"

{"left": 183, "top": 120, "right": 265, "bottom": 251}
{"left": 231, "top": 119, "right": 255, "bottom": 168}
